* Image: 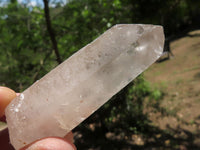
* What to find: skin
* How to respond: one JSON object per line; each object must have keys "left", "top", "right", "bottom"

{"left": 0, "top": 86, "right": 76, "bottom": 150}
{"left": 0, "top": 87, "right": 16, "bottom": 118}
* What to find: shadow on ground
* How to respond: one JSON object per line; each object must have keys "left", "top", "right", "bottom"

{"left": 194, "top": 72, "right": 200, "bottom": 79}
{"left": 73, "top": 82, "right": 200, "bottom": 149}
{"left": 74, "top": 121, "right": 200, "bottom": 150}
{"left": 74, "top": 105, "right": 200, "bottom": 150}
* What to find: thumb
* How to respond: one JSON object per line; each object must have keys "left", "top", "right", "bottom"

{"left": 0, "top": 86, "right": 17, "bottom": 118}
{"left": 21, "top": 137, "right": 76, "bottom": 150}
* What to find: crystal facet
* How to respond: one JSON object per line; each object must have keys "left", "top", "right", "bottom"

{"left": 5, "top": 24, "right": 164, "bottom": 150}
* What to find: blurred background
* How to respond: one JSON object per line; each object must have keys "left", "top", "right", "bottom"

{"left": 0, "top": 0, "right": 200, "bottom": 149}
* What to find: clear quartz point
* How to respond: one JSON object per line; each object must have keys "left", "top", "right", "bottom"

{"left": 5, "top": 24, "right": 164, "bottom": 149}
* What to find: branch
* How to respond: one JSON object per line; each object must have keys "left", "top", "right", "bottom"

{"left": 43, "top": 0, "right": 62, "bottom": 64}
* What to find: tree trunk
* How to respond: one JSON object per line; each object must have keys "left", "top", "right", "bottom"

{"left": 43, "top": 0, "right": 62, "bottom": 64}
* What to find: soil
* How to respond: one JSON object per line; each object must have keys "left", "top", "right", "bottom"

{"left": 143, "top": 29, "right": 200, "bottom": 149}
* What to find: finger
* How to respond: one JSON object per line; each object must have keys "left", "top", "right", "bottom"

{"left": 21, "top": 137, "right": 76, "bottom": 150}
{"left": 0, "top": 86, "right": 17, "bottom": 118}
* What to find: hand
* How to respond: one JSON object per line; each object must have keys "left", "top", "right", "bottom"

{"left": 0, "top": 86, "right": 76, "bottom": 150}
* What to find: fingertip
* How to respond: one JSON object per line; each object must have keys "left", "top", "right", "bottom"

{"left": 0, "top": 87, "right": 17, "bottom": 118}
{"left": 22, "top": 137, "right": 76, "bottom": 150}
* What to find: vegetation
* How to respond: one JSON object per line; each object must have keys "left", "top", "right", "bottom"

{"left": 0, "top": 0, "right": 200, "bottom": 149}
{"left": 0, "top": 0, "right": 199, "bottom": 90}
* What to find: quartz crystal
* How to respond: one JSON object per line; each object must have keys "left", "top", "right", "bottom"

{"left": 5, "top": 24, "right": 164, "bottom": 150}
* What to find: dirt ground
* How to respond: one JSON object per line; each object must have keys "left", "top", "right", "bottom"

{"left": 143, "top": 30, "right": 200, "bottom": 149}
